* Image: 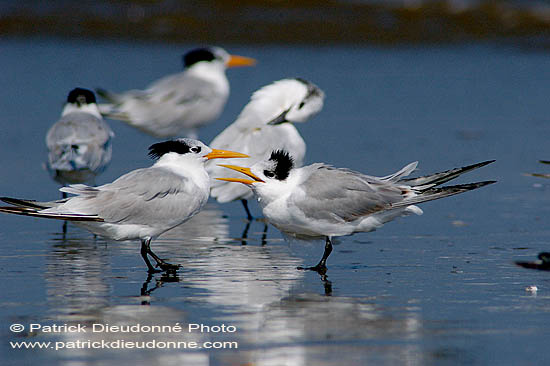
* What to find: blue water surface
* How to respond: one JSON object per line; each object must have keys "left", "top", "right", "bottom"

{"left": 0, "top": 38, "right": 549, "bottom": 365}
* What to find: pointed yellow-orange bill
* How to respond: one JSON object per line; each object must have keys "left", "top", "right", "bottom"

{"left": 216, "top": 164, "right": 264, "bottom": 185}
{"left": 205, "top": 149, "right": 249, "bottom": 160}
{"left": 226, "top": 55, "right": 256, "bottom": 68}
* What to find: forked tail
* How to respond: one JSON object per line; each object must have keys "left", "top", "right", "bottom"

{"left": 0, "top": 197, "right": 103, "bottom": 222}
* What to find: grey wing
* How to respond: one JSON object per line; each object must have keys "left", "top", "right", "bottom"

{"left": 46, "top": 112, "right": 113, "bottom": 172}
{"left": 148, "top": 73, "right": 221, "bottom": 106}
{"left": 293, "top": 165, "right": 410, "bottom": 222}
{"left": 61, "top": 168, "right": 199, "bottom": 226}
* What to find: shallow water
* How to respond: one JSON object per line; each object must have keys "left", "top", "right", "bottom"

{"left": 1, "top": 38, "right": 550, "bottom": 365}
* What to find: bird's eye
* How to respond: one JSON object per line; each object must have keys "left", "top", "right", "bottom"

{"left": 263, "top": 170, "right": 275, "bottom": 178}
{"left": 190, "top": 146, "right": 201, "bottom": 153}
{"left": 298, "top": 102, "right": 305, "bottom": 109}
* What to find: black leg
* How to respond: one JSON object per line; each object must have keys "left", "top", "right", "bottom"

{"left": 241, "top": 221, "right": 251, "bottom": 245}
{"left": 298, "top": 236, "right": 333, "bottom": 275}
{"left": 141, "top": 239, "right": 160, "bottom": 273}
{"left": 61, "top": 191, "right": 68, "bottom": 237}
{"left": 241, "top": 199, "right": 253, "bottom": 221}
{"left": 261, "top": 222, "right": 268, "bottom": 246}
{"left": 144, "top": 240, "right": 181, "bottom": 272}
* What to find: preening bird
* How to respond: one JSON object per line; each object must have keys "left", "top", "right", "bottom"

{"left": 45, "top": 88, "right": 114, "bottom": 191}
{"left": 219, "top": 151, "right": 496, "bottom": 274}
{"left": 207, "top": 78, "right": 325, "bottom": 220}
{"left": 97, "top": 47, "right": 256, "bottom": 139}
{"left": 1, "top": 139, "right": 248, "bottom": 273}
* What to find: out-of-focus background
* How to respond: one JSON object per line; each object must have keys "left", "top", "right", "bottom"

{"left": 2, "top": 0, "right": 550, "bottom": 46}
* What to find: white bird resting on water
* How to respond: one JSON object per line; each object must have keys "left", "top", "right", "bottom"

{"left": 45, "top": 88, "right": 114, "bottom": 190}
{"left": 218, "top": 150, "right": 496, "bottom": 274}
{"left": 207, "top": 78, "right": 325, "bottom": 220}
{"left": 97, "top": 46, "right": 256, "bottom": 139}
{"left": 0, "top": 139, "right": 248, "bottom": 273}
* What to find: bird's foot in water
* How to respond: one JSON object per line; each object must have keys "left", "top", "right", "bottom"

{"left": 297, "top": 263, "right": 328, "bottom": 275}
{"left": 157, "top": 261, "right": 181, "bottom": 272}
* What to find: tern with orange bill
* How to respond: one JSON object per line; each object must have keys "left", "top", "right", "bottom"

{"left": 218, "top": 150, "right": 496, "bottom": 274}
{"left": 0, "top": 139, "right": 248, "bottom": 273}
{"left": 97, "top": 47, "right": 256, "bottom": 138}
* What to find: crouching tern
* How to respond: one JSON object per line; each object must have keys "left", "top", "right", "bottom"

{"left": 97, "top": 47, "right": 256, "bottom": 139}
{"left": 46, "top": 88, "right": 114, "bottom": 189}
{"left": 218, "top": 150, "right": 496, "bottom": 274}
{"left": 0, "top": 139, "right": 248, "bottom": 273}
{"left": 208, "top": 78, "right": 325, "bottom": 220}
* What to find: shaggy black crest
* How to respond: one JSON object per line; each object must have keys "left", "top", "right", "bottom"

{"left": 183, "top": 48, "right": 216, "bottom": 68}
{"left": 294, "top": 78, "right": 322, "bottom": 99}
{"left": 268, "top": 150, "right": 294, "bottom": 180}
{"left": 148, "top": 140, "right": 191, "bottom": 159}
{"left": 67, "top": 88, "right": 96, "bottom": 104}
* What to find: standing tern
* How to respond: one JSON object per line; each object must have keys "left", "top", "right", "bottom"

{"left": 218, "top": 150, "right": 496, "bottom": 274}
{"left": 97, "top": 47, "right": 256, "bottom": 139}
{"left": 207, "top": 78, "right": 325, "bottom": 220}
{"left": 46, "top": 88, "right": 114, "bottom": 190}
{"left": 0, "top": 139, "right": 248, "bottom": 273}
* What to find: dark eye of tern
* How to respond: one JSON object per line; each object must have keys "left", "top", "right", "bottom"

{"left": 298, "top": 101, "right": 305, "bottom": 109}
{"left": 190, "top": 146, "right": 201, "bottom": 153}
{"left": 264, "top": 170, "right": 275, "bottom": 178}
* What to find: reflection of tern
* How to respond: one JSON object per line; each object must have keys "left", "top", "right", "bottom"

{"left": 219, "top": 150, "right": 496, "bottom": 273}
{"left": 0, "top": 139, "right": 247, "bottom": 273}
{"left": 97, "top": 47, "right": 256, "bottom": 139}
{"left": 208, "top": 78, "right": 325, "bottom": 220}
{"left": 45, "top": 88, "right": 114, "bottom": 191}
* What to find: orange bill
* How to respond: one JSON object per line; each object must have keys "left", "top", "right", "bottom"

{"left": 215, "top": 164, "right": 264, "bottom": 185}
{"left": 205, "top": 149, "right": 249, "bottom": 160}
{"left": 226, "top": 55, "right": 256, "bottom": 68}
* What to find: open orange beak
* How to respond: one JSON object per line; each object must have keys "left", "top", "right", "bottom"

{"left": 226, "top": 55, "right": 256, "bottom": 68}
{"left": 216, "top": 165, "right": 264, "bottom": 185}
{"left": 205, "top": 149, "right": 249, "bottom": 160}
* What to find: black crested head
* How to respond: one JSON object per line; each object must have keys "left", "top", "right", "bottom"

{"left": 67, "top": 88, "right": 96, "bottom": 105}
{"left": 183, "top": 48, "right": 216, "bottom": 68}
{"left": 268, "top": 150, "right": 294, "bottom": 180}
{"left": 148, "top": 139, "right": 191, "bottom": 159}
{"left": 294, "top": 78, "right": 322, "bottom": 99}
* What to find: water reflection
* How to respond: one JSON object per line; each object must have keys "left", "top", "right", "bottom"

{"left": 42, "top": 234, "right": 208, "bottom": 365}
{"left": 46, "top": 235, "right": 111, "bottom": 320}
{"left": 212, "top": 294, "right": 430, "bottom": 366}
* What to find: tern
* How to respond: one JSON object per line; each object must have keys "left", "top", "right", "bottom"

{"left": 0, "top": 139, "right": 248, "bottom": 273}
{"left": 97, "top": 47, "right": 256, "bottom": 139}
{"left": 45, "top": 88, "right": 114, "bottom": 190}
{"left": 207, "top": 78, "right": 325, "bottom": 220}
{"left": 218, "top": 150, "right": 496, "bottom": 274}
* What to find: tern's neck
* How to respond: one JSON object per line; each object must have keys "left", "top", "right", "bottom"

{"left": 254, "top": 168, "right": 303, "bottom": 206}
{"left": 61, "top": 103, "right": 102, "bottom": 119}
{"left": 186, "top": 62, "right": 229, "bottom": 90}
{"left": 154, "top": 154, "right": 210, "bottom": 188}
